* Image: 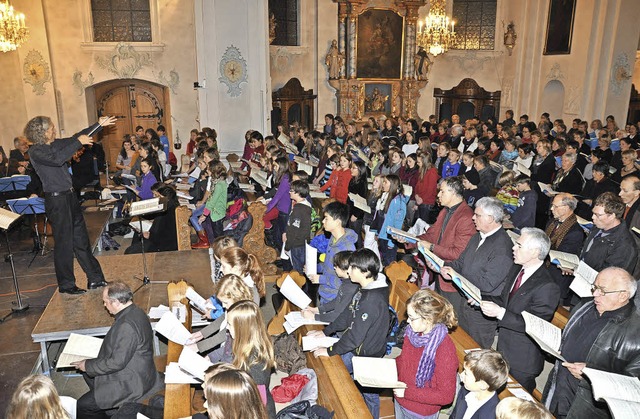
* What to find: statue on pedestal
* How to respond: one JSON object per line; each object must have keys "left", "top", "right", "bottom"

{"left": 414, "top": 46, "right": 432, "bottom": 80}
{"left": 325, "top": 40, "right": 344, "bottom": 80}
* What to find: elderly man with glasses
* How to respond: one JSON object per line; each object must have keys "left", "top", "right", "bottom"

{"left": 543, "top": 267, "right": 640, "bottom": 419}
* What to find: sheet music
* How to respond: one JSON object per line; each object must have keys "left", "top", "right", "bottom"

{"left": 165, "top": 362, "right": 200, "bottom": 384}
{"left": 297, "top": 161, "right": 314, "bottom": 176}
{"left": 450, "top": 270, "right": 482, "bottom": 304}
{"left": 130, "top": 197, "right": 166, "bottom": 216}
{"left": 570, "top": 261, "right": 598, "bottom": 298}
{"left": 582, "top": 367, "right": 640, "bottom": 418}
{"left": 301, "top": 336, "right": 339, "bottom": 351}
{"left": 155, "top": 311, "right": 191, "bottom": 345}
{"left": 185, "top": 287, "right": 209, "bottom": 313}
{"left": 309, "top": 191, "right": 329, "bottom": 199}
{"left": 148, "top": 304, "right": 170, "bottom": 319}
{"left": 387, "top": 226, "right": 418, "bottom": 243}
{"left": 537, "top": 182, "right": 556, "bottom": 195}
{"left": 549, "top": 250, "right": 580, "bottom": 270}
{"left": 130, "top": 219, "right": 153, "bottom": 233}
{"left": 249, "top": 170, "right": 269, "bottom": 187}
{"left": 348, "top": 193, "right": 371, "bottom": 214}
{"left": 121, "top": 173, "right": 137, "bottom": 180}
{"left": 353, "top": 357, "right": 406, "bottom": 388}
{"left": 178, "top": 347, "right": 212, "bottom": 381}
{"left": 57, "top": 334, "right": 103, "bottom": 368}
{"left": 509, "top": 387, "right": 535, "bottom": 402}
{"left": 522, "top": 311, "right": 565, "bottom": 361}
{"left": 0, "top": 208, "right": 21, "bottom": 230}
{"left": 280, "top": 275, "right": 311, "bottom": 309}
{"left": 418, "top": 244, "right": 444, "bottom": 273}
{"left": 516, "top": 162, "right": 531, "bottom": 176}
{"left": 284, "top": 311, "right": 328, "bottom": 329}
{"left": 305, "top": 243, "right": 318, "bottom": 276}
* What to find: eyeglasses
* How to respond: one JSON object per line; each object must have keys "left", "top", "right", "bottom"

{"left": 592, "top": 212, "right": 609, "bottom": 218}
{"left": 550, "top": 204, "right": 567, "bottom": 209}
{"left": 591, "top": 285, "right": 627, "bottom": 296}
{"left": 407, "top": 315, "right": 422, "bottom": 323}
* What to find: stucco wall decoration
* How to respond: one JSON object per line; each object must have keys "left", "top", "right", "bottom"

{"left": 23, "top": 50, "right": 52, "bottom": 95}
{"left": 96, "top": 42, "right": 152, "bottom": 79}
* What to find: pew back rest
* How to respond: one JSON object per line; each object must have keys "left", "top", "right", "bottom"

{"left": 175, "top": 205, "right": 192, "bottom": 251}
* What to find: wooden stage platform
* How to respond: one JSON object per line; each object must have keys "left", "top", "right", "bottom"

{"left": 31, "top": 249, "right": 212, "bottom": 374}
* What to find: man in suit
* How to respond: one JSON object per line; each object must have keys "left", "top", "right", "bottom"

{"left": 72, "top": 282, "right": 163, "bottom": 418}
{"left": 441, "top": 197, "right": 515, "bottom": 348}
{"left": 480, "top": 227, "right": 561, "bottom": 393}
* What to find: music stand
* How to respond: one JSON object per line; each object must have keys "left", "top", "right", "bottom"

{"left": 0, "top": 175, "right": 30, "bottom": 194}
{"left": 0, "top": 208, "right": 28, "bottom": 323}
{"left": 7, "top": 197, "right": 49, "bottom": 266}
{"left": 129, "top": 197, "right": 169, "bottom": 294}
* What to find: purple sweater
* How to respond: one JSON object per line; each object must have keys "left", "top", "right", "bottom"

{"left": 266, "top": 174, "right": 292, "bottom": 214}
{"left": 137, "top": 172, "right": 157, "bottom": 200}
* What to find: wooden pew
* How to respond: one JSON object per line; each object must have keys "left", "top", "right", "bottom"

{"left": 164, "top": 281, "right": 194, "bottom": 419}
{"left": 267, "top": 271, "right": 307, "bottom": 335}
{"left": 242, "top": 201, "right": 278, "bottom": 276}
{"left": 175, "top": 205, "right": 192, "bottom": 251}
{"left": 298, "top": 324, "right": 373, "bottom": 419}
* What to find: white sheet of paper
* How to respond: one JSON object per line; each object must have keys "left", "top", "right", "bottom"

{"left": 280, "top": 242, "right": 290, "bottom": 260}
{"left": 185, "top": 287, "right": 208, "bottom": 313}
{"left": 309, "top": 191, "right": 329, "bottom": 199}
{"left": 305, "top": 243, "right": 317, "bottom": 276}
{"left": 450, "top": 270, "right": 482, "bottom": 304}
{"left": 177, "top": 347, "right": 212, "bottom": 381}
{"left": 148, "top": 304, "right": 170, "bottom": 319}
{"left": 583, "top": 367, "right": 640, "bottom": 404}
{"left": 284, "top": 311, "right": 329, "bottom": 327}
{"left": 353, "top": 357, "right": 406, "bottom": 388}
{"left": 165, "top": 362, "right": 200, "bottom": 384}
{"left": 57, "top": 334, "right": 103, "bottom": 368}
{"left": 136, "top": 414, "right": 151, "bottom": 419}
{"left": 298, "top": 161, "right": 313, "bottom": 176}
{"left": 549, "top": 250, "right": 580, "bottom": 270}
{"left": 509, "top": 387, "right": 535, "bottom": 402}
{"left": 570, "top": 261, "right": 598, "bottom": 298}
{"left": 522, "top": 311, "right": 565, "bottom": 361}
{"left": 283, "top": 320, "right": 298, "bottom": 334}
{"left": 155, "top": 311, "right": 191, "bottom": 345}
{"left": 402, "top": 184, "right": 413, "bottom": 196}
{"left": 280, "top": 275, "right": 311, "bottom": 309}
{"left": 302, "top": 336, "right": 339, "bottom": 351}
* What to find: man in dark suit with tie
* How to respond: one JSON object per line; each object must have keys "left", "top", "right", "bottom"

{"left": 441, "top": 197, "right": 515, "bottom": 348}
{"left": 480, "top": 227, "right": 561, "bottom": 393}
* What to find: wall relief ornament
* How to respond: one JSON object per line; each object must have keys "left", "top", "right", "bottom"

{"left": 502, "top": 78, "right": 513, "bottom": 107}
{"left": 270, "top": 46, "right": 305, "bottom": 73}
{"left": 95, "top": 43, "right": 152, "bottom": 79}
{"left": 565, "top": 84, "right": 581, "bottom": 115}
{"left": 546, "top": 63, "right": 565, "bottom": 82}
{"left": 154, "top": 69, "right": 180, "bottom": 94}
{"left": 23, "top": 50, "right": 52, "bottom": 95}
{"left": 611, "top": 52, "right": 632, "bottom": 96}
{"left": 219, "top": 45, "right": 248, "bottom": 98}
{"left": 72, "top": 70, "right": 94, "bottom": 96}
{"left": 449, "top": 51, "right": 494, "bottom": 75}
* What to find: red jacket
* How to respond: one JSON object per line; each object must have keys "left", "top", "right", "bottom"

{"left": 320, "top": 168, "right": 352, "bottom": 204}
{"left": 414, "top": 168, "right": 439, "bottom": 205}
{"left": 395, "top": 334, "right": 458, "bottom": 416}
{"left": 421, "top": 201, "right": 476, "bottom": 292}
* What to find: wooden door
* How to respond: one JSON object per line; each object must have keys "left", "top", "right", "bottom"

{"left": 94, "top": 80, "right": 169, "bottom": 168}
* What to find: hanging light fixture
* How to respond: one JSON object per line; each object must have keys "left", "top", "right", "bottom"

{"left": 416, "top": 0, "right": 456, "bottom": 57}
{"left": 0, "top": 0, "right": 28, "bottom": 53}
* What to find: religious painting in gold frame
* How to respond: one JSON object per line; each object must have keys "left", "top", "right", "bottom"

{"left": 356, "top": 9, "right": 404, "bottom": 79}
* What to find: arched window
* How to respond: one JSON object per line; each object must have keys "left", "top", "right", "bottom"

{"left": 91, "top": 0, "right": 152, "bottom": 42}
{"left": 452, "top": 0, "right": 497, "bottom": 50}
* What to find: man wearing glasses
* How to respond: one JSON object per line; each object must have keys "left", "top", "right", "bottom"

{"left": 543, "top": 267, "right": 640, "bottom": 418}
{"left": 579, "top": 192, "right": 636, "bottom": 275}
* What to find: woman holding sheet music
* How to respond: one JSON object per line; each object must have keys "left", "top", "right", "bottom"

{"left": 394, "top": 289, "right": 459, "bottom": 418}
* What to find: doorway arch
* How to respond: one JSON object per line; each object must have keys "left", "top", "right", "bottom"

{"left": 541, "top": 80, "right": 565, "bottom": 121}
{"left": 86, "top": 79, "right": 172, "bottom": 168}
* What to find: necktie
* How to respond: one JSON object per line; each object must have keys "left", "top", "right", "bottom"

{"left": 509, "top": 269, "right": 525, "bottom": 299}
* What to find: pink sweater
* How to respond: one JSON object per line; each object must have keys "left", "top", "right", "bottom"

{"left": 395, "top": 334, "right": 458, "bottom": 416}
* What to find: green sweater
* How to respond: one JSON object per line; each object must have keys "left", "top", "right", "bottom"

{"left": 205, "top": 180, "right": 228, "bottom": 222}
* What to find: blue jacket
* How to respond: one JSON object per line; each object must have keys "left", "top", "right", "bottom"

{"left": 378, "top": 193, "right": 409, "bottom": 245}
{"left": 318, "top": 228, "right": 358, "bottom": 303}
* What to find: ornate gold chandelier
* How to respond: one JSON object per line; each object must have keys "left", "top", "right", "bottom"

{"left": 0, "top": 0, "right": 28, "bottom": 53}
{"left": 416, "top": 0, "right": 456, "bottom": 57}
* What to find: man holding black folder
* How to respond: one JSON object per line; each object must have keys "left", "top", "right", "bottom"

{"left": 24, "top": 115, "right": 116, "bottom": 295}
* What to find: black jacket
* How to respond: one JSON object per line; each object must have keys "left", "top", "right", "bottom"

{"left": 284, "top": 200, "right": 312, "bottom": 250}
{"left": 324, "top": 280, "right": 389, "bottom": 357}
{"left": 450, "top": 387, "right": 499, "bottom": 419}
{"left": 543, "top": 300, "right": 640, "bottom": 418}
{"left": 580, "top": 222, "right": 637, "bottom": 274}
{"left": 316, "top": 280, "right": 360, "bottom": 324}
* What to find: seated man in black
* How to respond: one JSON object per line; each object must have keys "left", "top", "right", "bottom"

{"left": 125, "top": 184, "right": 179, "bottom": 254}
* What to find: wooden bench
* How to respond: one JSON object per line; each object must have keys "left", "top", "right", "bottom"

{"left": 164, "top": 281, "right": 195, "bottom": 419}
{"left": 175, "top": 205, "right": 192, "bottom": 251}
{"left": 243, "top": 201, "right": 278, "bottom": 276}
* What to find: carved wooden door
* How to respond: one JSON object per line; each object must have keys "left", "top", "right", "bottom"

{"left": 94, "top": 80, "right": 167, "bottom": 168}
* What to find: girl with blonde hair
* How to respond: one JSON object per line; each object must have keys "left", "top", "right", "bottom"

{"left": 187, "top": 274, "right": 253, "bottom": 361}
{"left": 394, "top": 289, "right": 459, "bottom": 418}
{"left": 201, "top": 364, "right": 267, "bottom": 419}
{"left": 7, "top": 375, "right": 73, "bottom": 419}
{"left": 219, "top": 247, "right": 265, "bottom": 303}
{"left": 227, "top": 300, "right": 276, "bottom": 418}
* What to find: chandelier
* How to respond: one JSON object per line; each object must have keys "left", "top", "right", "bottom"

{"left": 416, "top": 0, "right": 456, "bottom": 56}
{"left": 0, "top": 0, "right": 28, "bottom": 53}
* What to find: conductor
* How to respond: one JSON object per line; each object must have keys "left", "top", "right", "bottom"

{"left": 24, "top": 116, "right": 117, "bottom": 295}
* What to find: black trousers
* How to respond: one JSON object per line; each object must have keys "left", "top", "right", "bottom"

{"left": 45, "top": 190, "right": 105, "bottom": 290}
{"left": 77, "top": 375, "right": 110, "bottom": 419}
